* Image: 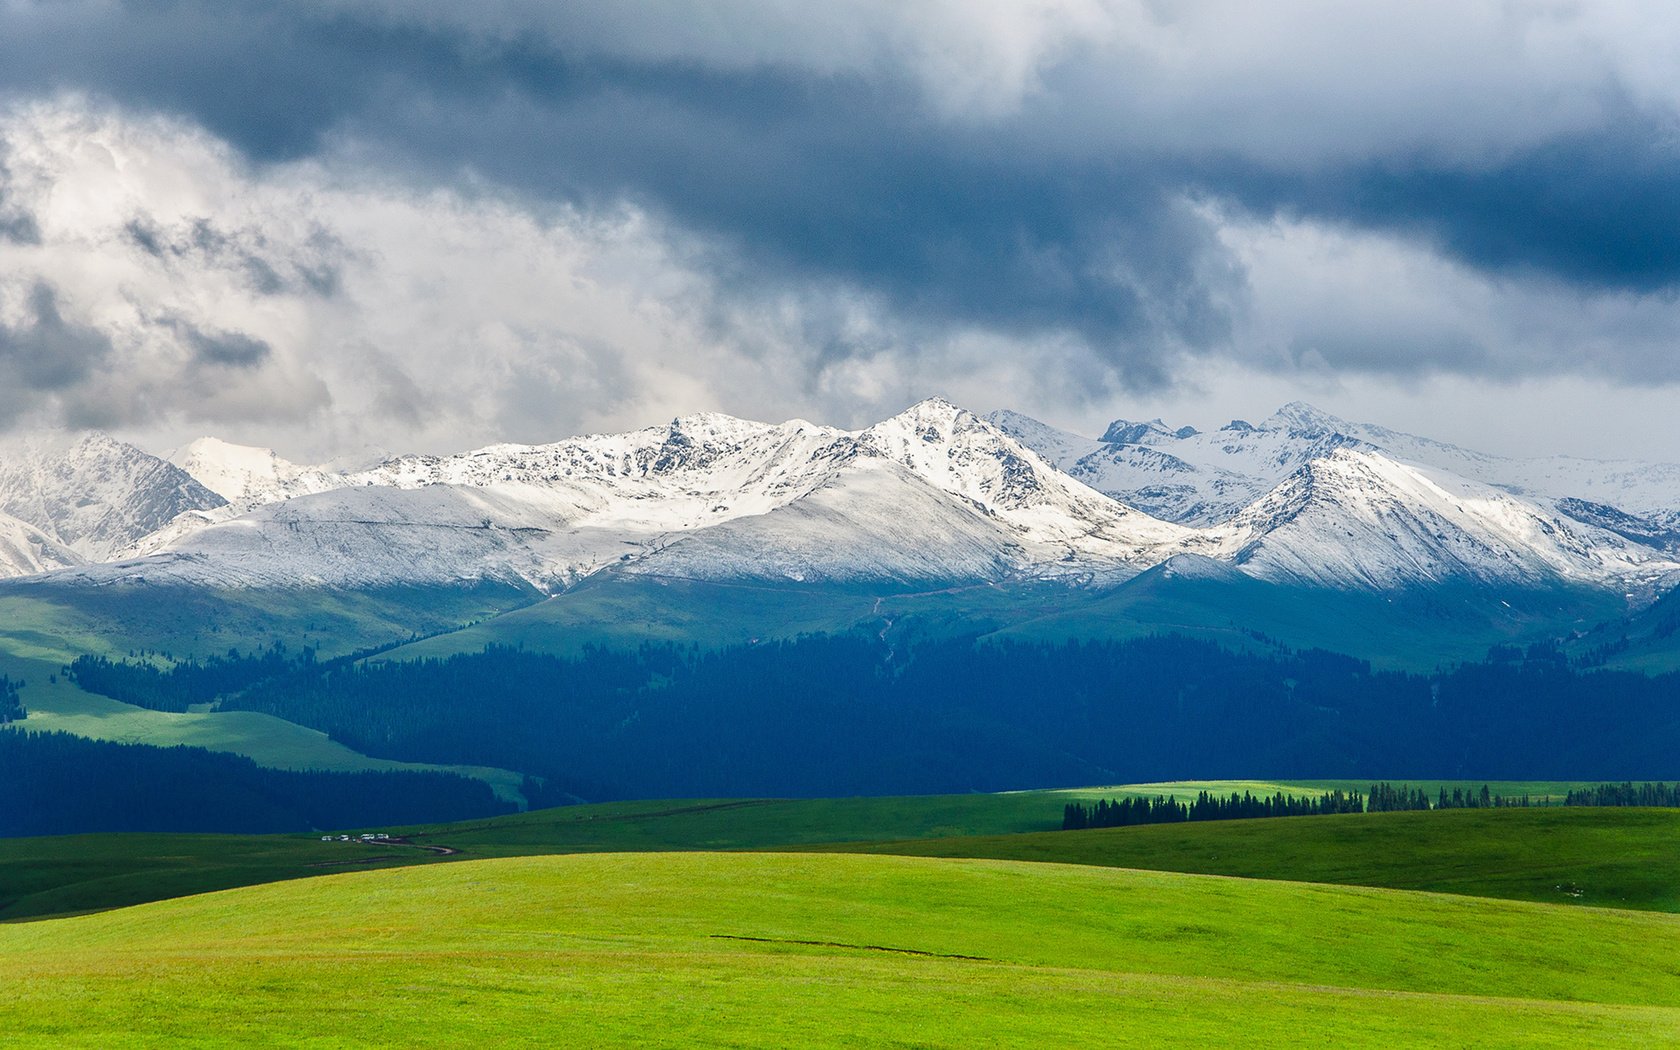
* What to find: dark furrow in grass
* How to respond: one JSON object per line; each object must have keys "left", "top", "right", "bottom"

{"left": 708, "top": 933, "right": 993, "bottom": 961}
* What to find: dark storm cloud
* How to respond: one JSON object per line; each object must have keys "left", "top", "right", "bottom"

{"left": 0, "top": 283, "right": 111, "bottom": 415}
{"left": 1213, "top": 112, "right": 1680, "bottom": 292}
{"left": 4, "top": 1, "right": 1679, "bottom": 389}
{"left": 123, "top": 214, "right": 343, "bottom": 299}
{"left": 178, "top": 324, "right": 273, "bottom": 369}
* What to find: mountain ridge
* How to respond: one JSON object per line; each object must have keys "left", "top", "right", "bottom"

{"left": 3, "top": 399, "right": 1677, "bottom": 599}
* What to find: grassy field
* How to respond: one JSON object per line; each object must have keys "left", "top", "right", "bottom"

{"left": 995, "top": 571, "right": 1626, "bottom": 670}
{"left": 0, "top": 782, "right": 1635, "bottom": 923}
{"left": 0, "top": 832, "right": 436, "bottom": 923}
{"left": 382, "top": 575, "right": 890, "bottom": 659}
{"left": 396, "top": 780, "right": 1594, "bottom": 854}
{"left": 2, "top": 851, "right": 1676, "bottom": 1047}
{"left": 835, "top": 807, "right": 1680, "bottom": 912}
{"left": 0, "top": 788, "right": 1103, "bottom": 921}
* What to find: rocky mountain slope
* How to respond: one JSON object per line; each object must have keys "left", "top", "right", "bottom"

{"left": 0, "top": 432, "right": 226, "bottom": 561}
{"left": 1214, "top": 449, "right": 1668, "bottom": 590}
{"left": 0, "top": 511, "right": 82, "bottom": 577}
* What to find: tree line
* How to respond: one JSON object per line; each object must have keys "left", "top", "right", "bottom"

{"left": 1564, "top": 782, "right": 1680, "bottom": 807}
{"left": 1061, "top": 780, "right": 1680, "bottom": 831}
{"left": 1063, "top": 787, "right": 1365, "bottom": 829}
{"left": 66, "top": 643, "right": 311, "bottom": 713}
{"left": 1062, "top": 782, "right": 1533, "bottom": 829}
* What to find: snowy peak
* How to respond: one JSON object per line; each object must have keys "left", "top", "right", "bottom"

{"left": 0, "top": 431, "right": 226, "bottom": 561}
{"left": 173, "top": 437, "right": 340, "bottom": 508}
{"left": 992, "top": 404, "right": 1680, "bottom": 589}
{"left": 991, "top": 408, "right": 1350, "bottom": 526}
{"left": 67, "top": 400, "right": 1201, "bottom": 592}
{"left": 861, "top": 399, "right": 1042, "bottom": 510}
{"left": 7, "top": 399, "right": 1680, "bottom": 596}
{"left": 345, "top": 412, "right": 850, "bottom": 536}
{"left": 1101, "top": 418, "right": 1182, "bottom": 444}
{"left": 1220, "top": 449, "right": 1672, "bottom": 590}
{"left": 985, "top": 409, "right": 1257, "bottom": 527}
{"left": 862, "top": 401, "right": 1194, "bottom": 561}
{"left": 1261, "top": 401, "right": 1351, "bottom": 435}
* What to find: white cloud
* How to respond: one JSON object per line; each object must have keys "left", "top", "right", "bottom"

{"left": 0, "top": 95, "right": 1141, "bottom": 457}
{"left": 1214, "top": 204, "right": 1680, "bottom": 382}
{"left": 6, "top": 92, "right": 1680, "bottom": 465}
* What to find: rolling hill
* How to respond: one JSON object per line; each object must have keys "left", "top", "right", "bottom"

{"left": 1, "top": 851, "right": 1676, "bottom": 1047}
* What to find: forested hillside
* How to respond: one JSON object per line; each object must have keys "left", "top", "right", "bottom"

{"left": 0, "top": 732, "right": 514, "bottom": 836}
{"left": 63, "top": 635, "right": 1680, "bottom": 799}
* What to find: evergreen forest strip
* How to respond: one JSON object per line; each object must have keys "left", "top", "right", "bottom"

{"left": 1057, "top": 781, "right": 1661, "bottom": 830}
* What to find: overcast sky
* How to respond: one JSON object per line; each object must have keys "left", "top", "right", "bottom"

{"left": 2, "top": 1, "right": 1679, "bottom": 462}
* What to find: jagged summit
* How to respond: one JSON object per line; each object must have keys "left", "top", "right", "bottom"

{"left": 0, "top": 431, "right": 225, "bottom": 561}
{"left": 1101, "top": 419, "right": 1172, "bottom": 444}
{"left": 875, "top": 396, "right": 972, "bottom": 431}
{"left": 1263, "top": 401, "right": 1351, "bottom": 435}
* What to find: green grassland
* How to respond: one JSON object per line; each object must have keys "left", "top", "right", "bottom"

{"left": 0, "top": 787, "right": 1122, "bottom": 921}
{"left": 383, "top": 575, "right": 891, "bottom": 659}
{"left": 0, "top": 832, "right": 436, "bottom": 923}
{"left": 833, "top": 807, "right": 1680, "bottom": 912}
{"left": 373, "top": 574, "right": 1090, "bottom": 662}
{"left": 0, "top": 782, "right": 1626, "bottom": 923}
{"left": 0, "top": 648, "right": 526, "bottom": 801}
{"left": 1566, "top": 584, "right": 1680, "bottom": 673}
{"left": 2, "top": 852, "right": 1677, "bottom": 1047}
{"left": 396, "top": 780, "right": 1591, "bottom": 855}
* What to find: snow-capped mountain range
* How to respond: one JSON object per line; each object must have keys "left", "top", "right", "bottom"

{"left": 3, "top": 399, "right": 1679, "bottom": 597}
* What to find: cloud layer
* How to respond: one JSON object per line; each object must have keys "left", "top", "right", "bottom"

{"left": 1, "top": 2, "right": 1679, "bottom": 457}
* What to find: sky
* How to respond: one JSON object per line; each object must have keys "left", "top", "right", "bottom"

{"left": 1, "top": 1, "right": 1679, "bottom": 462}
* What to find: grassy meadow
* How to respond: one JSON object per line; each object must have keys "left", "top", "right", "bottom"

{"left": 2, "top": 851, "right": 1678, "bottom": 1047}
{"left": 4, "top": 782, "right": 1679, "bottom": 1046}
{"left": 833, "top": 806, "right": 1680, "bottom": 912}
{"left": 0, "top": 781, "right": 1645, "bottom": 923}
